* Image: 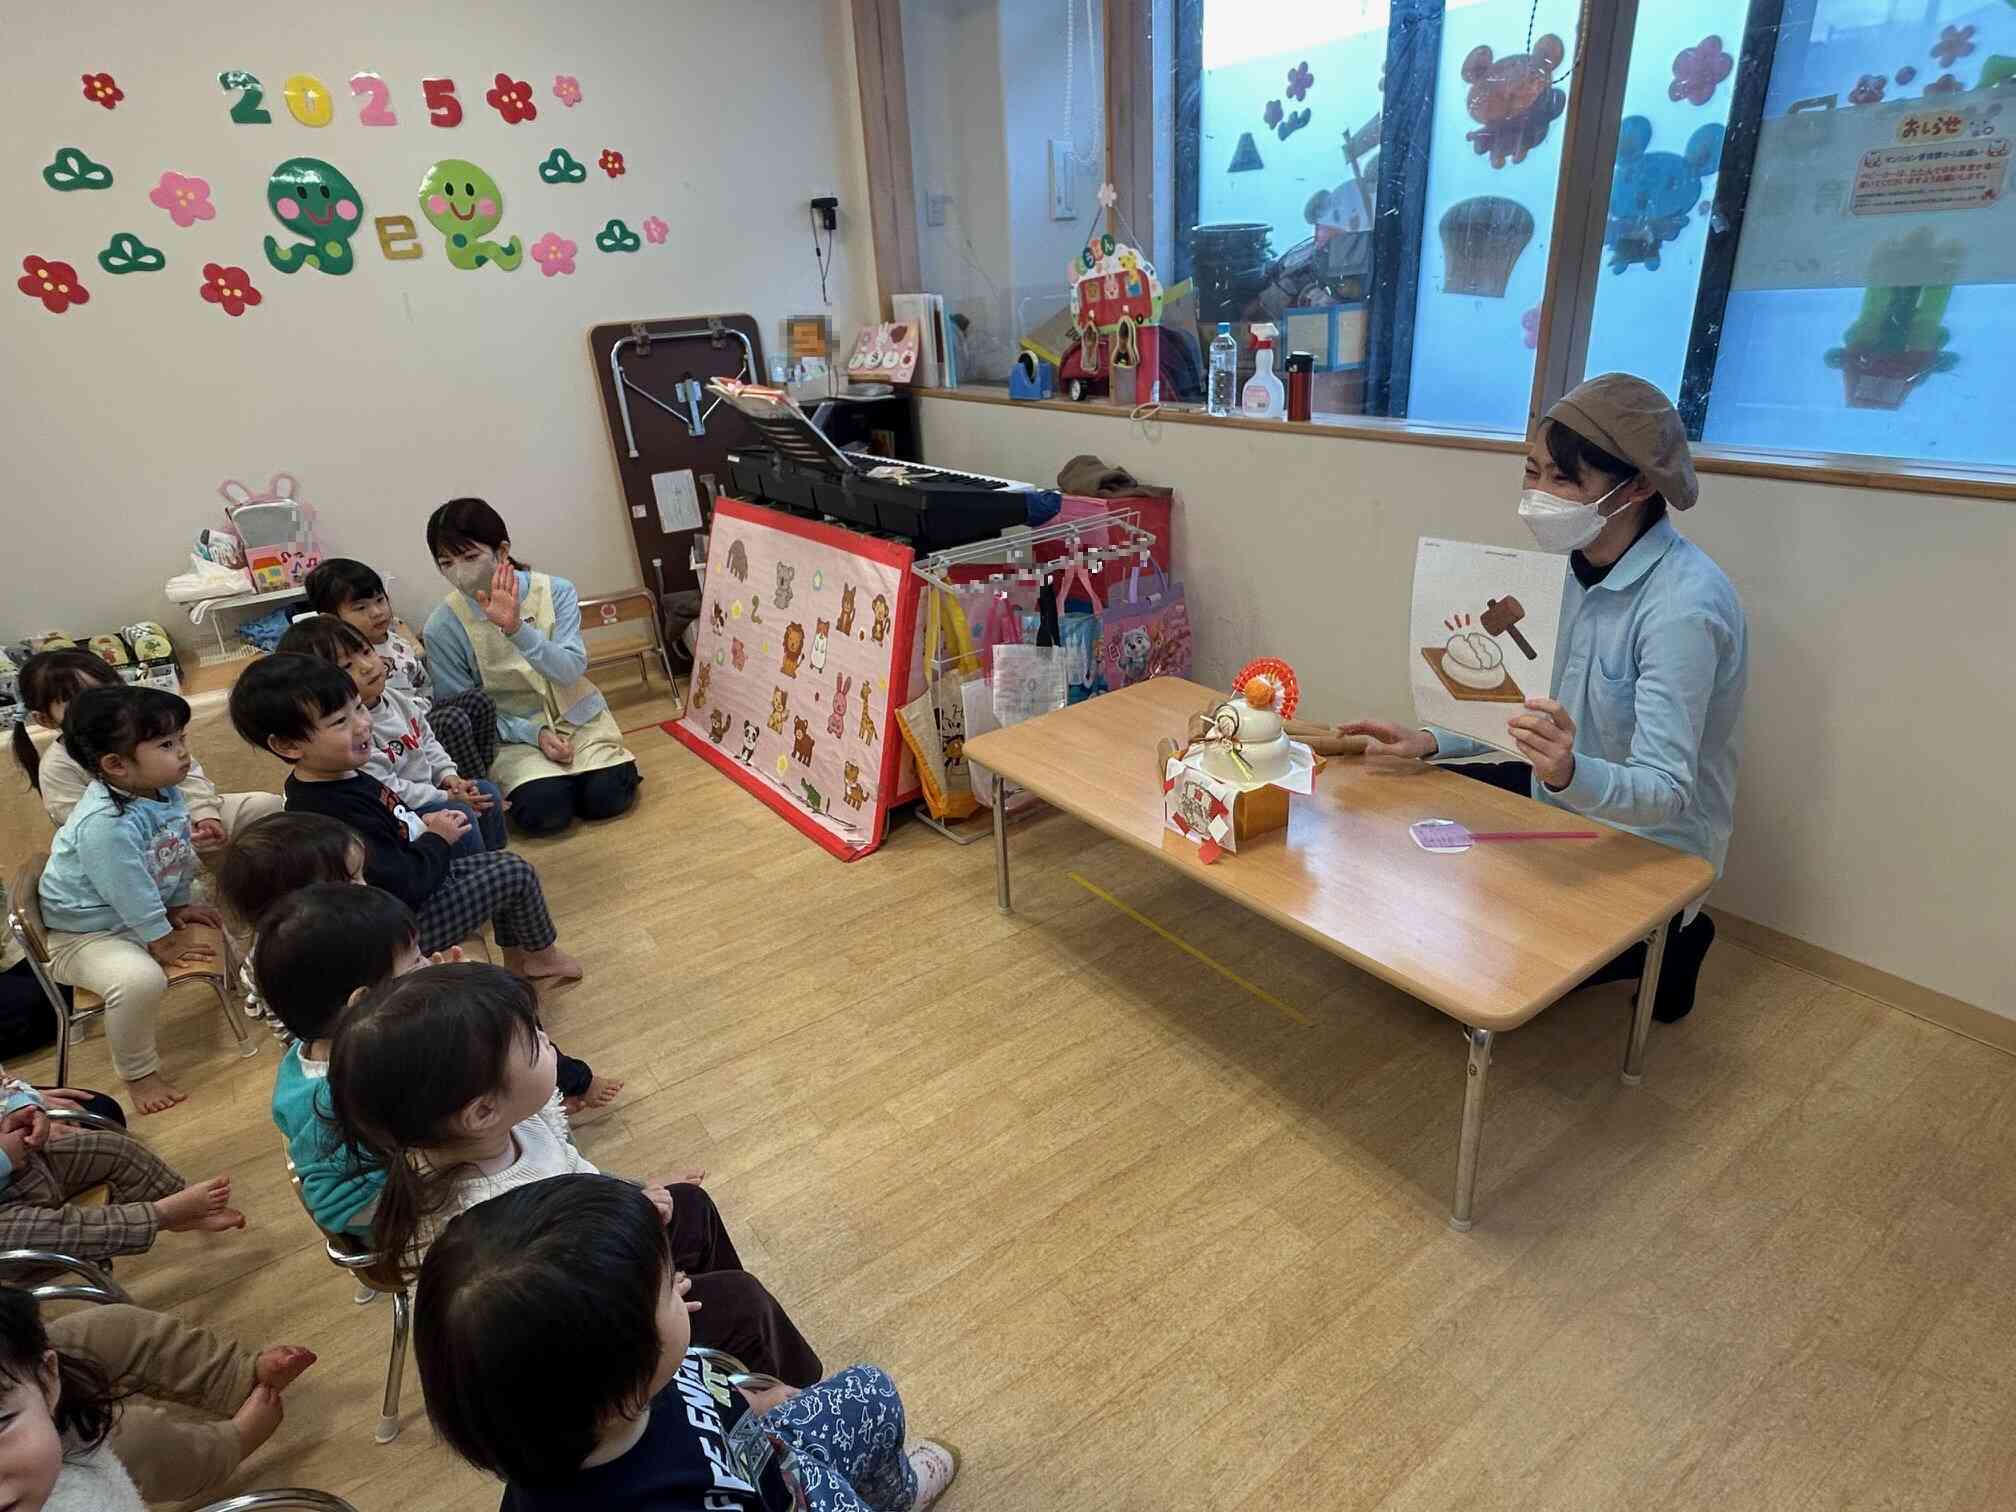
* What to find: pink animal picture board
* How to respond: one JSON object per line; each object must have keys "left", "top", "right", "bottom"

{"left": 670, "top": 496, "right": 923, "bottom": 860}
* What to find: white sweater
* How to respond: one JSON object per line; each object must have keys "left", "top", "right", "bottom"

{"left": 364, "top": 683, "right": 459, "bottom": 811}
{"left": 417, "top": 1095, "right": 595, "bottom": 1259}
{"left": 48, "top": 1440, "right": 145, "bottom": 1512}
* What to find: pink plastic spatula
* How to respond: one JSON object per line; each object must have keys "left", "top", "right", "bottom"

{"left": 1409, "top": 819, "right": 1599, "bottom": 852}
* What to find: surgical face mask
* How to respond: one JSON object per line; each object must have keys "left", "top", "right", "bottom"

{"left": 441, "top": 552, "right": 497, "bottom": 597}
{"left": 1517, "top": 476, "right": 1631, "bottom": 553}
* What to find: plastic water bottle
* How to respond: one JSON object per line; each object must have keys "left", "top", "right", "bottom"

{"left": 1207, "top": 322, "right": 1237, "bottom": 417}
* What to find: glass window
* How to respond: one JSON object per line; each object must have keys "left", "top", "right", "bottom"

{"left": 1584, "top": 0, "right": 2016, "bottom": 469}
{"left": 1173, "top": 0, "right": 1582, "bottom": 429}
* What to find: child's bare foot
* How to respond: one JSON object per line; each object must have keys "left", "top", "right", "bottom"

{"left": 126, "top": 1072, "right": 187, "bottom": 1115}
{"left": 254, "top": 1344, "right": 318, "bottom": 1393}
{"left": 561, "top": 1074, "right": 624, "bottom": 1125}
{"left": 506, "top": 944, "right": 583, "bottom": 984}
{"left": 232, "top": 1383, "right": 286, "bottom": 1457}
{"left": 155, "top": 1175, "right": 248, "bottom": 1233}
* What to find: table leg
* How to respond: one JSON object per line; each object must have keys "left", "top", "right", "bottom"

{"left": 1450, "top": 1026, "right": 1494, "bottom": 1232}
{"left": 1620, "top": 920, "right": 1669, "bottom": 1087}
{"left": 992, "top": 774, "right": 1012, "bottom": 914}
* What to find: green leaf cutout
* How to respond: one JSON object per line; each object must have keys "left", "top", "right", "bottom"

{"left": 44, "top": 147, "right": 114, "bottom": 192}
{"left": 538, "top": 148, "right": 587, "bottom": 185}
{"left": 97, "top": 232, "right": 166, "bottom": 274}
{"left": 595, "top": 218, "right": 641, "bottom": 253}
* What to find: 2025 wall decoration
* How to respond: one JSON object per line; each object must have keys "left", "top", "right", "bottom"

{"left": 215, "top": 68, "right": 579, "bottom": 128}
{"left": 264, "top": 158, "right": 364, "bottom": 275}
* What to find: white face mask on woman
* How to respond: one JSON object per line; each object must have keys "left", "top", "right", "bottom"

{"left": 1517, "top": 475, "right": 1632, "bottom": 553}
{"left": 442, "top": 552, "right": 498, "bottom": 598}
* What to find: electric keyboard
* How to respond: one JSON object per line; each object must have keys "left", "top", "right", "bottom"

{"left": 710, "top": 380, "right": 1036, "bottom": 549}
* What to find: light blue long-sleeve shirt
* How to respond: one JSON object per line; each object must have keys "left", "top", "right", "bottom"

{"left": 422, "top": 570, "right": 608, "bottom": 747}
{"left": 38, "top": 780, "right": 197, "bottom": 942}
{"left": 1431, "top": 516, "right": 1747, "bottom": 883}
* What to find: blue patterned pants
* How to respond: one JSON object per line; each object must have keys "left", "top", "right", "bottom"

{"left": 729, "top": 1364, "right": 918, "bottom": 1512}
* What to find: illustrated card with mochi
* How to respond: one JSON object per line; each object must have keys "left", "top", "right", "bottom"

{"left": 1409, "top": 537, "right": 1567, "bottom": 756}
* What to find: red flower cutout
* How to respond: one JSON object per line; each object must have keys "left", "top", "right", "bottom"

{"left": 485, "top": 73, "right": 537, "bottom": 124}
{"left": 1848, "top": 73, "right": 1887, "bottom": 105}
{"left": 200, "top": 262, "right": 262, "bottom": 318}
{"left": 1896, "top": 65, "right": 1917, "bottom": 85}
{"left": 1263, "top": 99, "right": 1283, "bottom": 130}
{"left": 1286, "top": 61, "right": 1314, "bottom": 101}
{"left": 1924, "top": 72, "right": 1962, "bottom": 96}
{"left": 17, "top": 256, "right": 88, "bottom": 315}
{"left": 81, "top": 72, "right": 123, "bottom": 110}
{"left": 1932, "top": 24, "right": 1975, "bottom": 70}
{"left": 1668, "top": 35, "right": 1733, "bottom": 107}
{"left": 598, "top": 148, "right": 626, "bottom": 179}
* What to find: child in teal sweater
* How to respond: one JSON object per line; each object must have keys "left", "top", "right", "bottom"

{"left": 257, "top": 883, "right": 447, "bottom": 1236}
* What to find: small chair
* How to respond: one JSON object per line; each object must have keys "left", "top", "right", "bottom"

{"left": 579, "top": 586, "right": 677, "bottom": 691}
{"left": 8, "top": 854, "right": 255, "bottom": 1088}
{"left": 195, "top": 1493, "right": 361, "bottom": 1511}
{"left": 283, "top": 1156, "right": 410, "bottom": 1444}
{"left": 0, "top": 1247, "right": 131, "bottom": 1304}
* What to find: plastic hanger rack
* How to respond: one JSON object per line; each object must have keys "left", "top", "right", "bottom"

{"left": 908, "top": 506, "right": 1157, "bottom": 594}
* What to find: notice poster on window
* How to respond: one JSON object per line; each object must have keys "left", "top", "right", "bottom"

{"left": 1410, "top": 538, "right": 1567, "bottom": 756}
{"left": 1732, "top": 86, "right": 2014, "bottom": 293}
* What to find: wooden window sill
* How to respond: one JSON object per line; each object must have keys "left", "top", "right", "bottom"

{"left": 910, "top": 385, "right": 2016, "bottom": 503}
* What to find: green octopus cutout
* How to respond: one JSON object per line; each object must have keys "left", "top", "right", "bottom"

{"left": 596, "top": 218, "right": 642, "bottom": 253}
{"left": 419, "top": 159, "right": 523, "bottom": 272}
{"left": 264, "top": 158, "right": 364, "bottom": 276}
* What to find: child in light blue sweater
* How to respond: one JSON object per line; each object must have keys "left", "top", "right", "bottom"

{"left": 255, "top": 883, "right": 442, "bottom": 1236}
{"left": 38, "top": 686, "right": 224, "bottom": 1113}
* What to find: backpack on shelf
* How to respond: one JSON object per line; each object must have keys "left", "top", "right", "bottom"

{"left": 220, "top": 473, "right": 321, "bottom": 592}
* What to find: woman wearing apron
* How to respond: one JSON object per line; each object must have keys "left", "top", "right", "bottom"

{"left": 422, "top": 499, "right": 642, "bottom": 837}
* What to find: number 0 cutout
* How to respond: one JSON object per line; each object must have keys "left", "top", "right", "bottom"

{"left": 351, "top": 72, "right": 397, "bottom": 125}
{"left": 282, "top": 72, "right": 334, "bottom": 126}
{"left": 375, "top": 214, "right": 424, "bottom": 261}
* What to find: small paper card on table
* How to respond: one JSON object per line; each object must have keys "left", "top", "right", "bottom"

{"left": 1410, "top": 538, "right": 1567, "bottom": 756}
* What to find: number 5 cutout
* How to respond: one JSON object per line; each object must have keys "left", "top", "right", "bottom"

{"left": 351, "top": 72, "right": 397, "bottom": 125}
{"left": 422, "top": 77, "right": 462, "bottom": 127}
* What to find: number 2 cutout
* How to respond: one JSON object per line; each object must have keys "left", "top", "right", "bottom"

{"left": 220, "top": 69, "right": 271, "bottom": 124}
{"left": 350, "top": 72, "right": 397, "bottom": 125}
{"left": 422, "top": 77, "right": 462, "bottom": 127}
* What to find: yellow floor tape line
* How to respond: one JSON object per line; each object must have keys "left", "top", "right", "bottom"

{"left": 1068, "top": 872, "right": 1312, "bottom": 1026}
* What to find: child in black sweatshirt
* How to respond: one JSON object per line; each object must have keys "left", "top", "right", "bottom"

{"left": 228, "top": 655, "right": 582, "bottom": 986}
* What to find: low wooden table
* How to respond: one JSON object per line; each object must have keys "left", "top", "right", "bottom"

{"left": 963, "top": 678, "right": 1715, "bottom": 1228}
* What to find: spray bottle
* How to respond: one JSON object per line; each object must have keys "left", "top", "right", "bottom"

{"left": 1241, "top": 322, "right": 1285, "bottom": 419}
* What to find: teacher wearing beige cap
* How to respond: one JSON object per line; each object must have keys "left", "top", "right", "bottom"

{"left": 1345, "top": 373, "right": 1748, "bottom": 1024}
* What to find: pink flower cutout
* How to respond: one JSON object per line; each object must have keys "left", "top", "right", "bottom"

{"left": 1263, "top": 99, "right": 1284, "bottom": 130}
{"left": 642, "top": 216, "right": 669, "bottom": 245}
{"left": 1924, "top": 72, "right": 1963, "bottom": 96}
{"left": 1286, "top": 61, "right": 1313, "bottom": 101}
{"left": 1521, "top": 306, "right": 1541, "bottom": 350}
{"left": 553, "top": 74, "right": 582, "bottom": 107}
{"left": 1932, "top": 24, "right": 1975, "bottom": 70}
{"left": 530, "top": 232, "right": 577, "bottom": 277}
{"left": 149, "top": 171, "right": 215, "bottom": 229}
{"left": 1669, "top": 35, "right": 1733, "bottom": 107}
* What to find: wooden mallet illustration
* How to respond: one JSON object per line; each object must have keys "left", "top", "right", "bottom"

{"left": 1482, "top": 596, "right": 1537, "bottom": 659}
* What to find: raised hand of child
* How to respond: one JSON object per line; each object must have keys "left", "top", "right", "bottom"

{"left": 537, "top": 728, "right": 575, "bottom": 766}
{"left": 481, "top": 558, "right": 523, "bottom": 635}
{"left": 422, "top": 810, "right": 471, "bottom": 844}
{"left": 190, "top": 818, "right": 229, "bottom": 853}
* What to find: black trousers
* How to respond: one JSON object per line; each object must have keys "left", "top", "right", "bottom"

{"left": 666, "top": 1183, "right": 824, "bottom": 1387}
{"left": 509, "top": 761, "right": 642, "bottom": 837}
{"left": 1450, "top": 762, "right": 1715, "bottom": 1023}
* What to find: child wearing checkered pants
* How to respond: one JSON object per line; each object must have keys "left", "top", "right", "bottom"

{"left": 0, "top": 1124, "right": 245, "bottom": 1261}
{"left": 427, "top": 689, "right": 500, "bottom": 783}
{"left": 412, "top": 851, "right": 554, "bottom": 958}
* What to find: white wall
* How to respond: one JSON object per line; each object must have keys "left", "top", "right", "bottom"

{"left": 917, "top": 396, "right": 2016, "bottom": 1016}
{"left": 3, "top": 0, "right": 876, "bottom": 639}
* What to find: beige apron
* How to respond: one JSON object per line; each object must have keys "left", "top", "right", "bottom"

{"left": 446, "top": 572, "right": 635, "bottom": 794}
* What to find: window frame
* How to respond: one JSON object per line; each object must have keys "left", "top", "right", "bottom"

{"left": 851, "top": 0, "right": 2016, "bottom": 500}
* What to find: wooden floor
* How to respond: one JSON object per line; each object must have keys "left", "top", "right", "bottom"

{"left": 13, "top": 683, "right": 2016, "bottom": 1510}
